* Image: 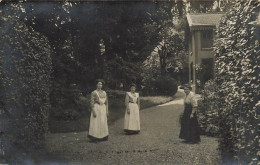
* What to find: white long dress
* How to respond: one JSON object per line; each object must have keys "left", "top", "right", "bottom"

{"left": 88, "top": 90, "right": 109, "bottom": 139}
{"left": 124, "top": 92, "right": 140, "bottom": 132}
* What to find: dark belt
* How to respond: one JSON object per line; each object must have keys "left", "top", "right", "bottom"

{"left": 129, "top": 101, "right": 136, "bottom": 104}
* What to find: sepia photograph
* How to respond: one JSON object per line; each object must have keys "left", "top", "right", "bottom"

{"left": 0, "top": 0, "right": 259, "bottom": 164}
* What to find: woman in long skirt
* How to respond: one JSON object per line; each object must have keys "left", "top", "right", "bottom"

{"left": 179, "top": 84, "right": 200, "bottom": 143}
{"left": 88, "top": 79, "right": 109, "bottom": 142}
{"left": 124, "top": 83, "right": 140, "bottom": 134}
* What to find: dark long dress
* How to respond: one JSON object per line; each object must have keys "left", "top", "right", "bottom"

{"left": 179, "top": 103, "right": 200, "bottom": 143}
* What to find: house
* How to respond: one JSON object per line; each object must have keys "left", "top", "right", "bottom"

{"left": 186, "top": 13, "right": 223, "bottom": 93}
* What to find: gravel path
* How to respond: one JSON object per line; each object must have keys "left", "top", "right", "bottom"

{"left": 45, "top": 90, "right": 221, "bottom": 165}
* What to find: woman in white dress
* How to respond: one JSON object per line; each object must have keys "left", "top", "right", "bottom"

{"left": 124, "top": 83, "right": 140, "bottom": 134}
{"left": 88, "top": 79, "right": 109, "bottom": 142}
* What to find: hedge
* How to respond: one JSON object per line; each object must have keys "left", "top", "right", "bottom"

{"left": 0, "top": 10, "right": 52, "bottom": 162}
{"left": 214, "top": 1, "right": 259, "bottom": 164}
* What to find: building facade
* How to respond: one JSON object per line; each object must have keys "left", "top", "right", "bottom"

{"left": 186, "top": 13, "right": 223, "bottom": 93}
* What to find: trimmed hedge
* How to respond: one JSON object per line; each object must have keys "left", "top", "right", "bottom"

{"left": 214, "top": 2, "right": 259, "bottom": 164}
{"left": 0, "top": 11, "right": 52, "bottom": 162}
{"left": 141, "top": 75, "right": 178, "bottom": 96}
{"left": 154, "top": 76, "right": 178, "bottom": 96}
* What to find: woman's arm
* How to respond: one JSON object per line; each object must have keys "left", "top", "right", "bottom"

{"left": 138, "top": 94, "right": 140, "bottom": 110}
{"left": 91, "top": 92, "right": 97, "bottom": 117}
{"left": 191, "top": 94, "right": 198, "bottom": 117}
{"left": 90, "top": 92, "right": 95, "bottom": 109}
{"left": 105, "top": 94, "right": 109, "bottom": 116}
{"left": 125, "top": 93, "right": 130, "bottom": 114}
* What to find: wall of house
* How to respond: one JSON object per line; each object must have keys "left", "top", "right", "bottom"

{"left": 196, "top": 30, "right": 215, "bottom": 65}
{"left": 188, "top": 30, "right": 199, "bottom": 93}
{"left": 188, "top": 29, "right": 216, "bottom": 93}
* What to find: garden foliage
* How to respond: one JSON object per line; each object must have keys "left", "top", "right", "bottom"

{"left": 213, "top": 1, "right": 259, "bottom": 164}
{"left": 0, "top": 10, "right": 52, "bottom": 161}
{"left": 197, "top": 80, "right": 219, "bottom": 137}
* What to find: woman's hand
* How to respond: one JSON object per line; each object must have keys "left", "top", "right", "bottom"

{"left": 127, "top": 107, "right": 130, "bottom": 114}
{"left": 191, "top": 111, "right": 196, "bottom": 118}
{"left": 92, "top": 109, "right": 97, "bottom": 118}
{"left": 191, "top": 107, "right": 197, "bottom": 118}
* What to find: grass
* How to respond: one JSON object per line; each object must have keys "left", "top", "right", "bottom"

{"left": 48, "top": 90, "right": 179, "bottom": 133}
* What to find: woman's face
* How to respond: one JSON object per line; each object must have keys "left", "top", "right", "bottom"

{"left": 130, "top": 86, "right": 136, "bottom": 92}
{"left": 184, "top": 87, "right": 190, "bottom": 95}
{"left": 97, "top": 82, "right": 103, "bottom": 89}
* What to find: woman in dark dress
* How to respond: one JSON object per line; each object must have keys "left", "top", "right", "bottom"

{"left": 179, "top": 84, "right": 200, "bottom": 143}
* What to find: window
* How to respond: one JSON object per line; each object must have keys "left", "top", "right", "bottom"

{"left": 201, "top": 30, "right": 213, "bottom": 49}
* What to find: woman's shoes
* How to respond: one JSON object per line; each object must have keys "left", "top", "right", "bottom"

{"left": 88, "top": 135, "right": 108, "bottom": 142}
{"left": 124, "top": 130, "right": 140, "bottom": 135}
{"left": 182, "top": 140, "right": 190, "bottom": 143}
{"left": 189, "top": 141, "right": 200, "bottom": 144}
{"left": 182, "top": 140, "right": 200, "bottom": 144}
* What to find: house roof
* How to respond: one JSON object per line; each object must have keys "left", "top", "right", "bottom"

{"left": 187, "top": 13, "right": 224, "bottom": 30}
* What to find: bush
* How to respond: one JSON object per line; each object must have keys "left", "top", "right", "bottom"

{"left": 214, "top": 2, "right": 259, "bottom": 164}
{"left": 197, "top": 80, "right": 219, "bottom": 136}
{"left": 51, "top": 108, "right": 81, "bottom": 121}
{"left": 0, "top": 10, "right": 52, "bottom": 162}
{"left": 140, "top": 81, "right": 157, "bottom": 96}
{"left": 50, "top": 86, "right": 91, "bottom": 121}
{"left": 154, "top": 76, "right": 178, "bottom": 96}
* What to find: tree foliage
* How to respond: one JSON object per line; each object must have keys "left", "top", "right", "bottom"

{"left": 17, "top": 1, "right": 176, "bottom": 91}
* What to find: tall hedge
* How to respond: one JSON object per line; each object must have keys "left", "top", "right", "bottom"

{"left": 214, "top": 1, "right": 259, "bottom": 164}
{"left": 0, "top": 10, "right": 52, "bottom": 162}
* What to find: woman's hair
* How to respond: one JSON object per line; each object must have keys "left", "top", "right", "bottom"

{"left": 95, "top": 79, "right": 105, "bottom": 85}
{"left": 130, "top": 83, "right": 136, "bottom": 88}
{"left": 183, "top": 84, "right": 192, "bottom": 90}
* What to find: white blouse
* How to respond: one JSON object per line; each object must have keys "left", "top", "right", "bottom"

{"left": 126, "top": 92, "right": 139, "bottom": 104}
{"left": 184, "top": 92, "right": 198, "bottom": 108}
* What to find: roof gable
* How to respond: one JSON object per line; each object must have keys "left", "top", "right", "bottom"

{"left": 187, "top": 13, "right": 224, "bottom": 30}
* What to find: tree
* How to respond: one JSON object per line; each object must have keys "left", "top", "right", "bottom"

{"left": 19, "top": 1, "right": 176, "bottom": 90}
{"left": 144, "top": 15, "right": 186, "bottom": 82}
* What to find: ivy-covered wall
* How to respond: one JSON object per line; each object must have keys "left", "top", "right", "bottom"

{"left": 214, "top": 1, "right": 259, "bottom": 164}
{"left": 0, "top": 11, "right": 52, "bottom": 162}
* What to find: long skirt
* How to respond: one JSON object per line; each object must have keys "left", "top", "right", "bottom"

{"left": 124, "top": 103, "right": 140, "bottom": 134}
{"left": 179, "top": 103, "right": 200, "bottom": 142}
{"left": 88, "top": 103, "right": 109, "bottom": 140}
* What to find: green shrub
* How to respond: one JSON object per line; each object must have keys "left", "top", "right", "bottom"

{"left": 154, "top": 76, "right": 178, "bottom": 96}
{"left": 0, "top": 11, "right": 52, "bottom": 161}
{"left": 197, "top": 80, "right": 219, "bottom": 136}
{"left": 140, "top": 86, "right": 157, "bottom": 96}
{"left": 50, "top": 86, "right": 91, "bottom": 121}
{"left": 214, "top": 2, "right": 259, "bottom": 164}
